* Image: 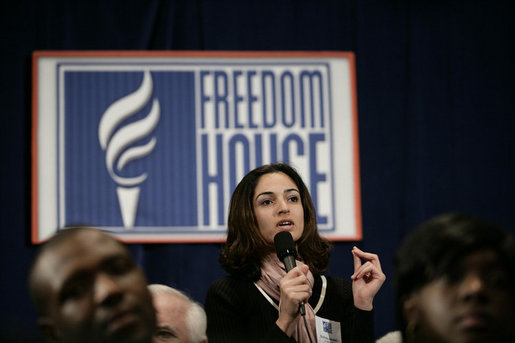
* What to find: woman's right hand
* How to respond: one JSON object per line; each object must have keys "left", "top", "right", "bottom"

{"left": 275, "top": 264, "right": 311, "bottom": 336}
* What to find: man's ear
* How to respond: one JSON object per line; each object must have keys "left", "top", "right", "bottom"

{"left": 37, "top": 317, "right": 61, "bottom": 343}
{"left": 402, "top": 294, "right": 419, "bottom": 320}
{"left": 402, "top": 294, "right": 420, "bottom": 336}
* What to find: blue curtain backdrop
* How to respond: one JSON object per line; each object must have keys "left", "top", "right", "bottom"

{"left": 1, "top": 0, "right": 514, "bottom": 341}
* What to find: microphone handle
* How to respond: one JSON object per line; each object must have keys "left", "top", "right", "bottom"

{"left": 282, "top": 255, "right": 307, "bottom": 316}
{"left": 283, "top": 255, "right": 297, "bottom": 272}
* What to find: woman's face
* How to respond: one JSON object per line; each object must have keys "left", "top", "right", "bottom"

{"left": 253, "top": 172, "right": 304, "bottom": 244}
{"left": 404, "top": 249, "right": 514, "bottom": 343}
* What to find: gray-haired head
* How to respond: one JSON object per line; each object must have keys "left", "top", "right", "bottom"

{"left": 148, "top": 284, "right": 207, "bottom": 343}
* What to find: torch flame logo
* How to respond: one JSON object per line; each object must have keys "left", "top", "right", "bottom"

{"left": 98, "top": 71, "right": 160, "bottom": 228}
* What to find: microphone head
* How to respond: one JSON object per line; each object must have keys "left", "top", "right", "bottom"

{"left": 274, "top": 231, "right": 297, "bottom": 261}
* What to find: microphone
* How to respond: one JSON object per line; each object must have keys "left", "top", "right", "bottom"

{"left": 274, "top": 231, "right": 306, "bottom": 316}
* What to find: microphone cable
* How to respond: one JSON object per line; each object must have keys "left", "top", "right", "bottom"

{"left": 301, "top": 308, "right": 314, "bottom": 343}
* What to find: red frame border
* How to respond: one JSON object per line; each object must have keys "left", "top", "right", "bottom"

{"left": 31, "top": 51, "right": 361, "bottom": 244}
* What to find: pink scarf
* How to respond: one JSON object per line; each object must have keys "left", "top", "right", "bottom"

{"left": 256, "top": 254, "right": 316, "bottom": 342}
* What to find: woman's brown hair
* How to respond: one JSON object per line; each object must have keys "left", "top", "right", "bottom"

{"left": 219, "top": 163, "right": 332, "bottom": 281}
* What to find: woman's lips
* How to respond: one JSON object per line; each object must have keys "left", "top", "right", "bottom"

{"left": 277, "top": 221, "right": 294, "bottom": 230}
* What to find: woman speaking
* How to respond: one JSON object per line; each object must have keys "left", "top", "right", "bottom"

{"left": 205, "top": 163, "right": 385, "bottom": 343}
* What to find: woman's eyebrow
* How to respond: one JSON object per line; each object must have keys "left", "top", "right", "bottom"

{"left": 255, "top": 188, "right": 299, "bottom": 201}
{"left": 284, "top": 188, "right": 299, "bottom": 193}
{"left": 255, "top": 191, "right": 274, "bottom": 201}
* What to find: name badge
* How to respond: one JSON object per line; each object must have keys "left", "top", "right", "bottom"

{"left": 315, "top": 315, "right": 342, "bottom": 343}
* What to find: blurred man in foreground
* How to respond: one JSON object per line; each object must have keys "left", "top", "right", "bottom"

{"left": 392, "top": 213, "right": 515, "bottom": 343}
{"left": 28, "top": 227, "right": 156, "bottom": 343}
